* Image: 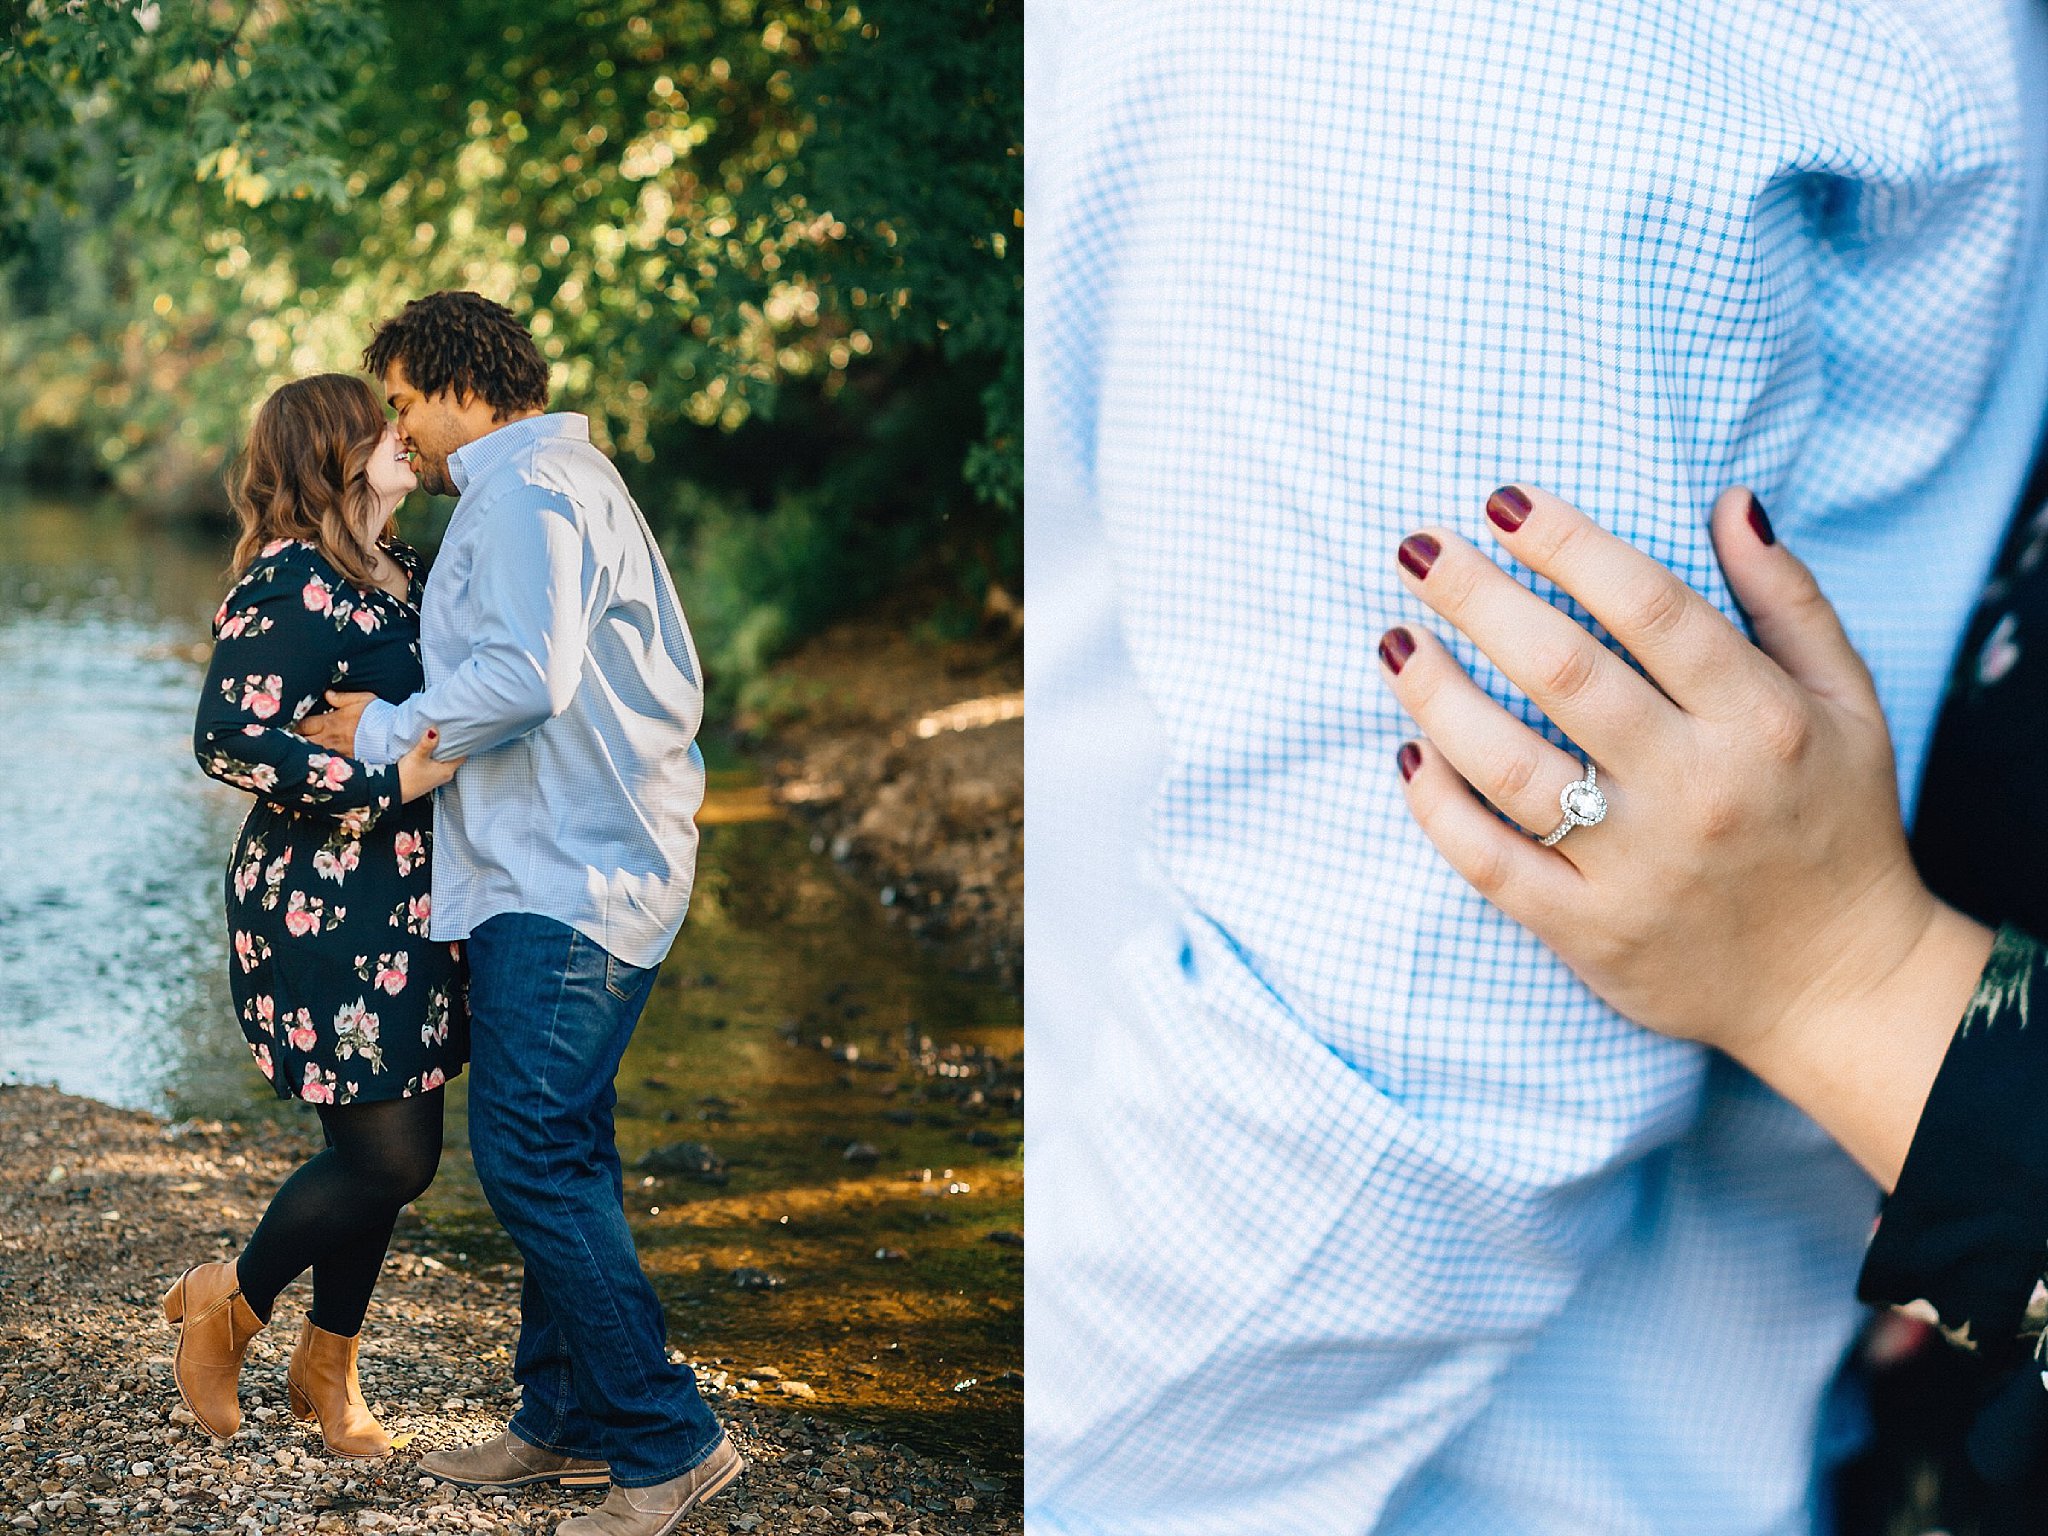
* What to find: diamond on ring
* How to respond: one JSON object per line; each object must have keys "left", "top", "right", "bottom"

{"left": 1538, "top": 761, "right": 1606, "bottom": 848}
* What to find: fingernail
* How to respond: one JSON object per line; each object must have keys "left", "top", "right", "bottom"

{"left": 1397, "top": 534, "right": 1441, "bottom": 579}
{"left": 1747, "top": 492, "right": 1775, "bottom": 546}
{"left": 1397, "top": 742, "right": 1423, "bottom": 781}
{"left": 1486, "top": 485, "right": 1533, "bottom": 532}
{"left": 1378, "top": 627, "right": 1415, "bottom": 674}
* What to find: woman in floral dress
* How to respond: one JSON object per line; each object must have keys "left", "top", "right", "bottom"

{"left": 163, "top": 373, "right": 466, "bottom": 1461}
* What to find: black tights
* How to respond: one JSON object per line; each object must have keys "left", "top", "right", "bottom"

{"left": 236, "top": 1090, "right": 444, "bottom": 1337}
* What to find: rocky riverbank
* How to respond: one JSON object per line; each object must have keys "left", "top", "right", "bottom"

{"left": 0, "top": 1085, "right": 1019, "bottom": 1535}
{"left": 736, "top": 608, "right": 1021, "bottom": 988}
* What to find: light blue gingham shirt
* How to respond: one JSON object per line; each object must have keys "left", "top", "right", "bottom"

{"left": 1026, "top": 2, "right": 2048, "bottom": 1531}
{"left": 354, "top": 413, "right": 707, "bottom": 970}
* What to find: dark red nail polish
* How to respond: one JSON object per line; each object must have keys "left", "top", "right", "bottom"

{"left": 1397, "top": 742, "right": 1423, "bottom": 781}
{"left": 1398, "top": 534, "right": 1441, "bottom": 579}
{"left": 1378, "top": 627, "right": 1415, "bottom": 674}
{"left": 1486, "top": 485, "right": 1533, "bottom": 532}
{"left": 1747, "top": 492, "right": 1775, "bottom": 546}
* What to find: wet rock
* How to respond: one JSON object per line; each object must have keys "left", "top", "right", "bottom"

{"left": 634, "top": 1141, "right": 729, "bottom": 1185}
{"left": 730, "top": 1267, "right": 787, "bottom": 1291}
{"left": 986, "top": 1230, "right": 1023, "bottom": 1248}
{"left": 842, "top": 1142, "right": 881, "bottom": 1166}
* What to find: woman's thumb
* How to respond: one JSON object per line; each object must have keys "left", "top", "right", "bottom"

{"left": 1709, "top": 487, "right": 1877, "bottom": 710}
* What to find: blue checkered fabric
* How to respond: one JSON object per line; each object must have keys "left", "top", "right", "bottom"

{"left": 1024, "top": 2, "right": 2048, "bottom": 1531}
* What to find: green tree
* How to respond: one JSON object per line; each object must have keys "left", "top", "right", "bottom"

{"left": 0, "top": 0, "right": 1021, "bottom": 696}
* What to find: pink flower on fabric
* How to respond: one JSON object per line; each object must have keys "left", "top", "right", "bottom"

{"left": 374, "top": 953, "right": 409, "bottom": 995}
{"left": 421, "top": 1068, "right": 445, "bottom": 1091}
{"left": 336, "top": 999, "right": 380, "bottom": 1044}
{"left": 251, "top": 1044, "right": 273, "bottom": 1080}
{"left": 260, "top": 538, "right": 293, "bottom": 558}
{"left": 242, "top": 675, "right": 284, "bottom": 719}
{"left": 308, "top": 754, "right": 353, "bottom": 791}
{"left": 218, "top": 612, "right": 251, "bottom": 640}
{"left": 302, "top": 577, "right": 333, "bottom": 614}
{"left": 234, "top": 931, "right": 258, "bottom": 972}
{"left": 287, "top": 1010, "right": 318, "bottom": 1051}
{"left": 284, "top": 891, "right": 321, "bottom": 937}
{"left": 254, "top": 995, "right": 276, "bottom": 1034}
{"left": 352, "top": 607, "right": 380, "bottom": 633}
{"left": 234, "top": 859, "right": 261, "bottom": 901}
{"left": 394, "top": 830, "right": 423, "bottom": 876}
{"left": 300, "top": 1064, "right": 335, "bottom": 1104}
{"left": 246, "top": 763, "right": 278, "bottom": 792}
{"left": 408, "top": 893, "right": 431, "bottom": 926}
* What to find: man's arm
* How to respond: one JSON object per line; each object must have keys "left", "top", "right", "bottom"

{"left": 353, "top": 488, "right": 598, "bottom": 764}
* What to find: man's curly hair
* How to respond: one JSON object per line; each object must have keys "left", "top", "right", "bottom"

{"left": 362, "top": 291, "right": 550, "bottom": 418}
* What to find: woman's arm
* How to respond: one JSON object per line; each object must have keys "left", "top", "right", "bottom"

{"left": 1376, "top": 483, "right": 1991, "bottom": 1190}
{"left": 194, "top": 547, "right": 454, "bottom": 815}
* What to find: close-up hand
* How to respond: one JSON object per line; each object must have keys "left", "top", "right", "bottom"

{"left": 396, "top": 727, "right": 463, "bottom": 803}
{"left": 293, "top": 688, "right": 376, "bottom": 755}
{"left": 1377, "top": 483, "right": 1982, "bottom": 1083}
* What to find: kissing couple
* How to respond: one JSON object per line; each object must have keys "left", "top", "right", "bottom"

{"left": 163, "top": 290, "right": 744, "bottom": 1536}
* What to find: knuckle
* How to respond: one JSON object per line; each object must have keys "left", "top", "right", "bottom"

{"left": 1532, "top": 510, "right": 1593, "bottom": 567}
{"left": 1465, "top": 841, "right": 1515, "bottom": 898}
{"left": 1531, "top": 639, "right": 1601, "bottom": 706}
{"left": 1484, "top": 742, "right": 1544, "bottom": 804}
{"left": 1753, "top": 690, "right": 1813, "bottom": 764}
{"left": 1427, "top": 552, "right": 1483, "bottom": 614}
{"left": 1617, "top": 573, "right": 1693, "bottom": 646}
{"left": 1690, "top": 787, "right": 1744, "bottom": 843}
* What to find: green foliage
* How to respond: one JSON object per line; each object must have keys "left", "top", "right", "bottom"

{"left": 0, "top": 0, "right": 1020, "bottom": 685}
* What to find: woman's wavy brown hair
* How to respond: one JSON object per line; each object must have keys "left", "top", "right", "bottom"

{"left": 227, "top": 373, "right": 395, "bottom": 589}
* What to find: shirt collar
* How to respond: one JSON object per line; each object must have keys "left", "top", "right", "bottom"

{"left": 447, "top": 412, "right": 590, "bottom": 494}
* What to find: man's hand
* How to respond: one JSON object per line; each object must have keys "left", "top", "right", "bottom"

{"left": 294, "top": 690, "right": 376, "bottom": 756}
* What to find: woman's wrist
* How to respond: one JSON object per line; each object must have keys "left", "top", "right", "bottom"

{"left": 1731, "top": 896, "right": 1993, "bottom": 1191}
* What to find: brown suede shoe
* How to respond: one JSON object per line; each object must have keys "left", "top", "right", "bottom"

{"left": 162, "top": 1260, "right": 265, "bottom": 1440}
{"left": 554, "top": 1434, "right": 744, "bottom": 1536}
{"left": 285, "top": 1318, "right": 391, "bottom": 1459}
{"left": 418, "top": 1428, "right": 611, "bottom": 1489}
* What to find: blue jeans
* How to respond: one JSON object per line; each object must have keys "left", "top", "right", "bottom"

{"left": 464, "top": 912, "right": 723, "bottom": 1487}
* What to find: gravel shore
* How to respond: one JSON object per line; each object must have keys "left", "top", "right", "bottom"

{"left": 0, "top": 1085, "right": 1019, "bottom": 1535}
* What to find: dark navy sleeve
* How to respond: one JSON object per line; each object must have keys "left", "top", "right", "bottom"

{"left": 1858, "top": 925, "right": 2048, "bottom": 1484}
{"left": 193, "top": 545, "right": 396, "bottom": 826}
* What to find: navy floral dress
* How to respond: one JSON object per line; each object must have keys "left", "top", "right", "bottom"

{"left": 1839, "top": 467, "right": 2048, "bottom": 1530}
{"left": 193, "top": 537, "right": 468, "bottom": 1105}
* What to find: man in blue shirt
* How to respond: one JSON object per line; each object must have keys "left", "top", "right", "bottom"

{"left": 1027, "top": 1, "right": 2048, "bottom": 1530}
{"left": 299, "top": 292, "right": 742, "bottom": 1535}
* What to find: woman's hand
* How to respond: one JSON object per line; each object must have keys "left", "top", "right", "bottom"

{"left": 1379, "top": 484, "right": 1992, "bottom": 1185}
{"left": 396, "top": 727, "right": 462, "bottom": 803}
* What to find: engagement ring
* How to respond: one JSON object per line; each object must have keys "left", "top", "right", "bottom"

{"left": 1537, "top": 762, "right": 1607, "bottom": 847}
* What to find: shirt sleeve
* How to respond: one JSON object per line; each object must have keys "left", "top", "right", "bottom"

{"left": 192, "top": 551, "right": 396, "bottom": 826}
{"left": 1858, "top": 925, "right": 2048, "bottom": 1485}
{"left": 370, "top": 486, "right": 599, "bottom": 762}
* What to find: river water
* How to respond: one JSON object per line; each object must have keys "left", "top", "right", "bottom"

{"left": 0, "top": 491, "right": 1022, "bottom": 1471}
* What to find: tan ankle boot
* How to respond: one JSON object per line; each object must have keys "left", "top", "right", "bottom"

{"left": 161, "top": 1260, "right": 265, "bottom": 1440}
{"left": 286, "top": 1318, "right": 392, "bottom": 1459}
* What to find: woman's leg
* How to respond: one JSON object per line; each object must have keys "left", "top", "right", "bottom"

{"left": 236, "top": 1090, "right": 445, "bottom": 1333}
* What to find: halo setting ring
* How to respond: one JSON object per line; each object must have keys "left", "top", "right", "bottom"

{"left": 1537, "top": 762, "right": 1606, "bottom": 848}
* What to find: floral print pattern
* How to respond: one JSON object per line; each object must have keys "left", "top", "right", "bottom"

{"left": 195, "top": 538, "right": 467, "bottom": 1105}
{"left": 1860, "top": 928, "right": 2048, "bottom": 1487}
